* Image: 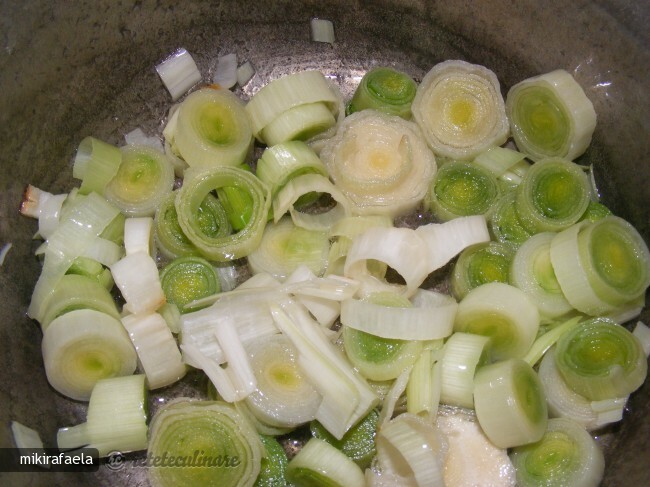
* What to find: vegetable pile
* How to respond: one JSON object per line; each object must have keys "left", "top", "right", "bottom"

{"left": 18, "top": 44, "right": 650, "bottom": 487}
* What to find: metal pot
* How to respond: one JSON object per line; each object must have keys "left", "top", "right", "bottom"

{"left": 1, "top": 0, "right": 647, "bottom": 485}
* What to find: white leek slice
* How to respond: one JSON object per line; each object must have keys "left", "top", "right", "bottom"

{"left": 437, "top": 409, "right": 516, "bottom": 487}
{"left": 341, "top": 289, "right": 457, "bottom": 340}
{"left": 473, "top": 145, "right": 528, "bottom": 181}
{"left": 111, "top": 251, "right": 166, "bottom": 314}
{"left": 509, "top": 417, "right": 605, "bottom": 487}
{"left": 406, "top": 343, "right": 444, "bottom": 416}
{"left": 376, "top": 413, "right": 448, "bottom": 487}
{"left": 73, "top": 137, "right": 123, "bottom": 196}
{"left": 245, "top": 334, "right": 321, "bottom": 429}
{"left": 57, "top": 374, "right": 148, "bottom": 457}
{"left": 248, "top": 214, "right": 329, "bottom": 280}
{"left": 272, "top": 173, "right": 351, "bottom": 231}
{"left": 124, "top": 127, "right": 164, "bottom": 152}
{"left": 511, "top": 232, "right": 574, "bottom": 320}
{"left": 155, "top": 48, "right": 202, "bottom": 101}
{"left": 261, "top": 102, "right": 337, "bottom": 147}
{"left": 270, "top": 299, "right": 378, "bottom": 440}
{"left": 377, "top": 365, "right": 413, "bottom": 428}
{"left": 506, "top": 69, "right": 597, "bottom": 161}
{"left": 42, "top": 309, "right": 137, "bottom": 401}
{"left": 633, "top": 321, "right": 650, "bottom": 356}
{"left": 320, "top": 110, "right": 436, "bottom": 217}
{"left": 245, "top": 70, "right": 341, "bottom": 139}
{"left": 124, "top": 216, "right": 154, "bottom": 256}
{"left": 344, "top": 226, "right": 430, "bottom": 297}
{"left": 80, "top": 237, "right": 123, "bottom": 266}
{"left": 172, "top": 87, "right": 253, "bottom": 167}
{"left": 286, "top": 438, "right": 365, "bottom": 487}
{"left": 412, "top": 59, "right": 509, "bottom": 160}
{"left": 121, "top": 312, "right": 187, "bottom": 390}
{"left": 283, "top": 265, "right": 341, "bottom": 328}
{"left": 474, "top": 359, "right": 548, "bottom": 448}
{"left": 538, "top": 348, "right": 626, "bottom": 430}
{"left": 454, "top": 282, "right": 540, "bottom": 361}
{"left": 440, "top": 332, "right": 489, "bottom": 408}
{"left": 38, "top": 193, "right": 67, "bottom": 239}
{"left": 213, "top": 53, "right": 238, "bottom": 89}
{"left": 310, "top": 18, "right": 335, "bottom": 43}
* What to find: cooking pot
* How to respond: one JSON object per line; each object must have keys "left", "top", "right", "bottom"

{"left": 1, "top": 0, "right": 648, "bottom": 485}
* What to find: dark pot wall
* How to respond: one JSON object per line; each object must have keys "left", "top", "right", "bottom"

{"left": 0, "top": 1, "right": 647, "bottom": 485}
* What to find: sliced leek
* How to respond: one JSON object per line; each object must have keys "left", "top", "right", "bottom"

{"left": 73, "top": 136, "right": 122, "bottom": 196}
{"left": 248, "top": 217, "right": 329, "bottom": 280}
{"left": 261, "top": 102, "right": 337, "bottom": 147}
{"left": 244, "top": 334, "right": 321, "bottom": 429}
{"left": 515, "top": 157, "right": 591, "bottom": 233}
{"left": 57, "top": 374, "right": 148, "bottom": 457}
{"left": 104, "top": 144, "right": 175, "bottom": 217}
{"left": 509, "top": 417, "right": 605, "bottom": 487}
{"left": 255, "top": 435, "right": 288, "bottom": 487}
{"left": 427, "top": 160, "right": 500, "bottom": 221}
{"left": 412, "top": 59, "right": 509, "bottom": 160}
{"left": 120, "top": 312, "right": 187, "bottom": 389}
{"left": 451, "top": 241, "right": 515, "bottom": 300}
{"left": 439, "top": 332, "right": 489, "bottom": 408}
{"left": 170, "top": 87, "right": 253, "bottom": 167}
{"left": 489, "top": 190, "right": 533, "bottom": 246}
{"left": 510, "top": 232, "right": 573, "bottom": 320}
{"left": 245, "top": 70, "right": 341, "bottom": 143}
{"left": 41, "top": 309, "right": 137, "bottom": 401}
{"left": 155, "top": 47, "right": 202, "bottom": 101}
{"left": 506, "top": 69, "right": 597, "bottom": 161}
{"left": 454, "top": 282, "right": 539, "bottom": 361}
{"left": 286, "top": 437, "right": 366, "bottom": 487}
{"left": 474, "top": 359, "right": 548, "bottom": 448}
{"left": 160, "top": 256, "right": 220, "bottom": 313}
{"left": 111, "top": 250, "right": 166, "bottom": 314}
{"left": 175, "top": 165, "right": 271, "bottom": 261}
{"left": 348, "top": 67, "right": 417, "bottom": 119}
{"left": 320, "top": 109, "right": 436, "bottom": 217}
{"left": 554, "top": 318, "right": 647, "bottom": 401}
{"left": 147, "top": 400, "right": 263, "bottom": 487}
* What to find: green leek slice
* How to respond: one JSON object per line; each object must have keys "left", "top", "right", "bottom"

{"left": 248, "top": 217, "right": 330, "bottom": 280}
{"left": 73, "top": 136, "right": 122, "bottom": 196}
{"left": 261, "top": 102, "right": 336, "bottom": 146}
{"left": 506, "top": 69, "right": 597, "bottom": 161}
{"left": 427, "top": 160, "right": 501, "bottom": 221}
{"left": 347, "top": 67, "right": 417, "bottom": 119}
{"left": 154, "top": 192, "right": 200, "bottom": 259}
{"left": 474, "top": 359, "right": 548, "bottom": 448}
{"left": 554, "top": 318, "right": 647, "bottom": 401}
{"left": 489, "top": 190, "right": 533, "bottom": 246}
{"left": 412, "top": 59, "right": 509, "bottom": 160}
{"left": 147, "top": 400, "right": 263, "bottom": 487}
{"left": 454, "top": 282, "right": 540, "bottom": 361}
{"left": 104, "top": 144, "right": 175, "bottom": 217}
{"left": 254, "top": 435, "right": 288, "bottom": 487}
{"left": 286, "top": 437, "right": 365, "bottom": 487}
{"left": 451, "top": 241, "right": 515, "bottom": 300}
{"left": 41, "top": 309, "right": 137, "bottom": 401}
{"left": 320, "top": 109, "right": 436, "bottom": 217}
{"left": 310, "top": 409, "right": 379, "bottom": 469}
{"left": 171, "top": 87, "right": 253, "bottom": 167}
{"left": 515, "top": 157, "right": 591, "bottom": 233}
{"left": 175, "top": 166, "right": 271, "bottom": 262}
{"left": 510, "top": 417, "right": 605, "bottom": 487}
{"left": 160, "top": 256, "right": 220, "bottom": 313}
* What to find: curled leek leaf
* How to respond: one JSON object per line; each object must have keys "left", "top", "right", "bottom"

{"left": 147, "top": 400, "right": 263, "bottom": 487}
{"left": 347, "top": 66, "right": 417, "bottom": 119}
{"left": 510, "top": 417, "right": 605, "bottom": 487}
{"left": 104, "top": 144, "right": 175, "bottom": 217}
{"left": 554, "top": 318, "right": 647, "bottom": 401}
{"left": 506, "top": 69, "right": 597, "bottom": 161}
{"left": 320, "top": 110, "right": 436, "bottom": 217}
{"left": 176, "top": 166, "right": 271, "bottom": 262}
{"left": 170, "top": 87, "right": 253, "bottom": 167}
{"left": 412, "top": 59, "right": 509, "bottom": 160}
